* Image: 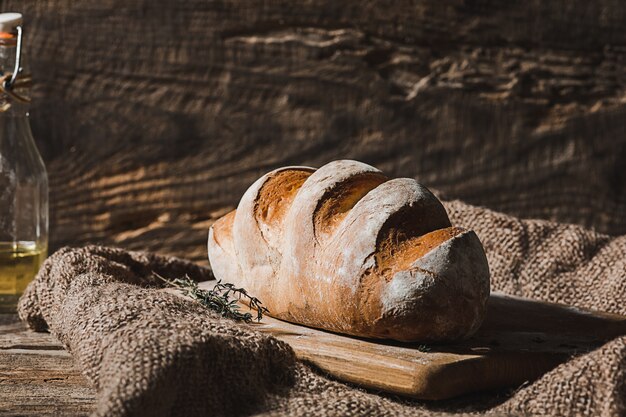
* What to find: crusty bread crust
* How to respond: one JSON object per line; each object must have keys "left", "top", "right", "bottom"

{"left": 208, "top": 160, "right": 490, "bottom": 342}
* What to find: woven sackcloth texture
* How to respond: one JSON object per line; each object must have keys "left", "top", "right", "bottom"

{"left": 18, "top": 200, "right": 626, "bottom": 417}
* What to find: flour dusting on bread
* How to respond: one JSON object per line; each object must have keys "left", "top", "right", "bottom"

{"left": 208, "top": 160, "right": 490, "bottom": 342}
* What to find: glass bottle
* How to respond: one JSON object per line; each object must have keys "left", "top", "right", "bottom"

{"left": 0, "top": 13, "right": 48, "bottom": 313}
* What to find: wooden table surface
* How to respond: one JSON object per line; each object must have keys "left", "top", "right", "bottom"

{"left": 0, "top": 314, "right": 94, "bottom": 416}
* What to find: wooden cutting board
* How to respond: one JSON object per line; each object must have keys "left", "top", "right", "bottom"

{"left": 195, "top": 283, "right": 626, "bottom": 400}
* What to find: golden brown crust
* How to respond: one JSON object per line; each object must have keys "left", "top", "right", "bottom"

{"left": 313, "top": 172, "right": 388, "bottom": 238}
{"left": 211, "top": 210, "right": 236, "bottom": 250}
{"left": 208, "top": 160, "right": 490, "bottom": 342}
{"left": 255, "top": 169, "right": 312, "bottom": 231}
{"left": 355, "top": 226, "right": 469, "bottom": 340}
{"left": 376, "top": 227, "right": 464, "bottom": 282}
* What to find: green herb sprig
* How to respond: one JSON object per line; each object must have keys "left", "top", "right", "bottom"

{"left": 416, "top": 344, "right": 431, "bottom": 353}
{"left": 156, "top": 273, "right": 269, "bottom": 323}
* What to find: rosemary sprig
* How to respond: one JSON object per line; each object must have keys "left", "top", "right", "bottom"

{"left": 416, "top": 344, "right": 431, "bottom": 353}
{"left": 155, "top": 273, "right": 269, "bottom": 323}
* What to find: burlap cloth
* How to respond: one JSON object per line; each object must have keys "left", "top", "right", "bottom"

{"left": 18, "top": 200, "right": 626, "bottom": 417}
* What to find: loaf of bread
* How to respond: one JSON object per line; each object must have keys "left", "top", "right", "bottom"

{"left": 208, "top": 160, "right": 490, "bottom": 342}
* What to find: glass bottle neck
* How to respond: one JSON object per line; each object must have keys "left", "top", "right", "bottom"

{"left": 0, "top": 101, "right": 29, "bottom": 118}
{"left": 0, "top": 38, "right": 29, "bottom": 117}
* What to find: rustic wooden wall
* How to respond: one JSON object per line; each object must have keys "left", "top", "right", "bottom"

{"left": 1, "top": 0, "right": 625, "bottom": 263}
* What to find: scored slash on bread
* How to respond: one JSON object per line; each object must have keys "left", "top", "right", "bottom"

{"left": 208, "top": 160, "right": 490, "bottom": 342}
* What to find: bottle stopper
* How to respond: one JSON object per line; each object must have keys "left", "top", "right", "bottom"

{"left": 0, "top": 13, "right": 22, "bottom": 34}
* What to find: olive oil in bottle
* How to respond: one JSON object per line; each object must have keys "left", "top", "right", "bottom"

{"left": 0, "top": 242, "right": 46, "bottom": 312}
{"left": 0, "top": 13, "right": 49, "bottom": 313}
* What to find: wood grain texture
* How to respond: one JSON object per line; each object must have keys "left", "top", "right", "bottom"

{"left": 0, "top": 0, "right": 622, "bottom": 264}
{"left": 0, "top": 315, "right": 95, "bottom": 416}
